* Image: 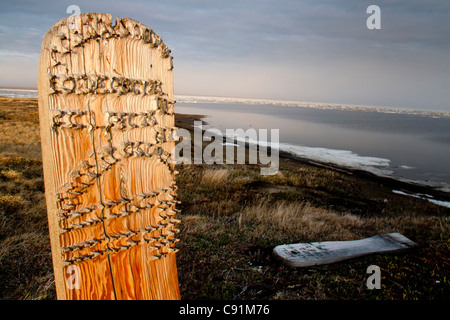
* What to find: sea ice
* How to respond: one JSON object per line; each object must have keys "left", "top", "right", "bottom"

{"left": 276, "top": 142, "right": 393, "bottom": 176}
{"left": 175, "top": 95, "right": 450, "bottom": 118}
{"left": 392, "top": 190, "right": 450, "bottom": 209}
{"left": 223, "top": 130, "right": 393, "bottom": 177}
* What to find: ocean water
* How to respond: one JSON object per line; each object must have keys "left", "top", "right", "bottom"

{"left": 2, "top": 89, "right": 450, "bottom": 194}
{"left": 174, "top": 96, "right": 450, "bottom": 193}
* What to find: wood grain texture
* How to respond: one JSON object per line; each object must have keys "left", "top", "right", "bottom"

{"left": 38, "top": 13, "right": 180, "bottom": 300}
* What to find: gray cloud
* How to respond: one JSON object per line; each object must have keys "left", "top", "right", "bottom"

{"left": 0, "top": 0, "right": 449, "bottom": 110}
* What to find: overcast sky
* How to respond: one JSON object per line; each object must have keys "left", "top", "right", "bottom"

{"left": 0, "top": 0, "right": 449, "bottom": 111}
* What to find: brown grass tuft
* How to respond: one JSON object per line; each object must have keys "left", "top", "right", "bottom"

{"left": 200, "top": 168, "right": 230, "bottom": 186}
{"left": 239, "top": 200, "right": 364, "bottom": 242}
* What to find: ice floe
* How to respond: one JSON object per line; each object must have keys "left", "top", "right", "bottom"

{"left": 392, "top": 190, "right": 450, "bottom": 208}
{"left": 224, "top": 130, "right": 393, "bottom": 176}
{"left": 276, "top": 142, "right": 393, "bottom": 176}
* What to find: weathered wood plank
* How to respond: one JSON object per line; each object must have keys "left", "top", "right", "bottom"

{"left": 273, "top": 233, "right": 418, "bottom": 268}
{"left": 38, "top": 12, "right": 180, "bottom": 300}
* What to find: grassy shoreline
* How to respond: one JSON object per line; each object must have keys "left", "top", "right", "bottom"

{"left": 0, "top": 97, "right": 449, "bottom": 300}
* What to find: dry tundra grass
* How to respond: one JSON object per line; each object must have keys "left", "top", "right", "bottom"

{"left": 238, "top": 200, "right": 364, "bottom": 241}
{"left": 0, "top": 98, "right": 41, "bottom": 160}
{"left": 201, "top": 168, "right": 230, "bottom": 186}
{"left": 176, "top": 164, "right": 450, "bottom": 299}
{"left": 1, "top": 97, "right": 449, "bottom": 300}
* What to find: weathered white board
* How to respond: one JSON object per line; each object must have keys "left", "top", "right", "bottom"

{"left": 273, "top": 233, "right": 417, "bottom": 267}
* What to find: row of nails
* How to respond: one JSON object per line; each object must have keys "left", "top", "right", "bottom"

{"left": 59, "top": 202, "right": 181, "bottom": 251}
{"left": 56, "top": 169, "right": 97, "bottom": 202}
{"left": 51, "top": 115, "right": 171, "bottom": 134}
{"left": 63, "top": 245, "right": 179, "bottom": 264}
{"left": 47, "top": 73, "right": 166, "bottom": 97}
{"left": 120, "top": 140, "right": 172, "bottom": 158}
{"left": 58, "top": 194, "right": 180, "bottom": 231}
{"left": 60, "top": 216, "right": 180, "bottom": 255}
{"left": 57, "top": 183, "right": 176, "bottom": 211}
{"left": 50, "top": 107, "right": 172, "bottom": 135}
{"left": 97, "top": 138, "right": 177, "bottom": 175}
{"left": 56, "top": 161, "right": 178, "bottom": 215}
{"left": 105, "top": 110, "right": 157, "bottom": 132}
{"left": 62, "top": 233, "right": 179, "bottom": 264}
{"left": 53, "top": 15, "right": 170, "bottom": 58}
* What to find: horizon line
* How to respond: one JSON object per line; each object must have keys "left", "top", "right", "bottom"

{"left": 1, "top": 87, "right": 447, "bottom": 115}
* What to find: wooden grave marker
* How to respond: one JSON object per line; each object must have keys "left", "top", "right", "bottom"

{"left": 38, "top": 13, "right": 180, "bottom": 300}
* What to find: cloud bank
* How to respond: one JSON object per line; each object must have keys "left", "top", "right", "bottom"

{"left": 0, "top": 0, "right": 449, "bottom": 111}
